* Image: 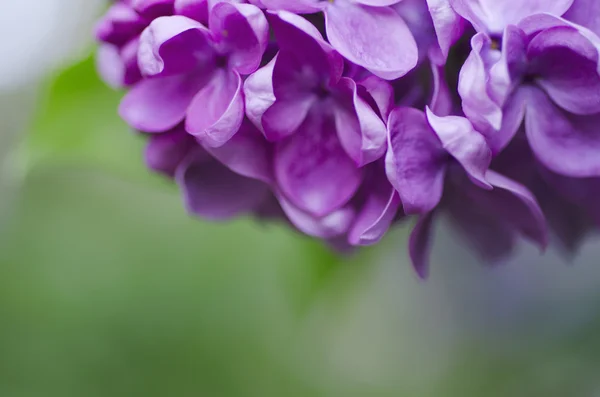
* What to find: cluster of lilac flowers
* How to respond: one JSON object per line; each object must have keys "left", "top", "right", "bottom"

{"left": 95, "top": 0, "right": 600, "bottom": 277}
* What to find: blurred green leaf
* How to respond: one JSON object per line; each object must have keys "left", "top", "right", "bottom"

{"left": 27, "top": 52, "right": 154, "bottom": 184}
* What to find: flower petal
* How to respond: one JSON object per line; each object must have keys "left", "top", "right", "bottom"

{"left": 409, "top": 212, "right": 435, "bottom": 279}
{"left": 259, "top": 0, "right": 323, "bottom": 14}
{"left": 210, "top": 2, "right": 269, "bottom": 75}
{"left": 269, "top": 11, "right": 343, "bottom": 90}
{"left": 243, "top": 55, "right": 277, "bottom": 133}
{"left": 277, "top": 193, "right": 356, "bottom": 239}
{"left": 446, "top": 191, "right": 516, "bottom": 263}
{"left": 174, "top": 0, "right": 209, "bottom": 24}
{"left": 324, "top": 1, "right": 418, "bottom": 80}
{"left": 357, "top": 75, "right": 395, "bottom": 120}
{"left": 564, "top": 0, "right": 600, "bottom": 37}
{"left": 528, "top": 25, "right": 600, "bottom": 115}
{"left": 466, "top": 170, "right": 548, "bottom": 250}
{"left": 176, "top": 150, "right": 270, "bottom": 220}
{"left": 145, "top": 126, "right": 195, "bottom": 176}
{"left": 119, "top": 72, "right": 211, "bottom": 132}
{"left": 138, "top": 15, "right": 215, "bottom": 77}
{"left": 385, "top": 107, "right": 447, "bottom": 215}
{"left": 525, "top": 86, "right": 600, "bottom": 177}
{"left": 204, "top": 120, "right": 273, "bottom": 183}
{"left": 334, "top": 77, "right": 388, "bottom": 166}
{"left": 348, "top": 164, "right": 401, "bottom": 245}
{"left": 458, "top": 33, "right": 506, "bottom": 133}
{"left": 261, "top": 95, "right": 316, "bottom": 141}
{"left": 95, "top": 2, "right": 147, "bottom": 46}
{"left": 425, "top": 108, "right": 492, "bottom": 189}
{"left": 132, "top": 0, "right": 175, "bottom": 19}
{"left": 450, "top": 0, "right": 573, "bottom": 34}
{"left": 275, "top": 111, "right": 363, "bottom": 217}
{"left": 426, "top": 0, "right": 465, "bottom": 61}
{"left": 186, "top": 69, "right": 245, "bottom": 147}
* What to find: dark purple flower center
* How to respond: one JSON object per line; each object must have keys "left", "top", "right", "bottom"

{"left": 490, "top": 35, "right": 502, "bottom": 51}
{"left": 215, "top": 54, "right": 229, "bottom": 69}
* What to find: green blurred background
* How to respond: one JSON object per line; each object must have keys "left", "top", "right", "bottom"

{"left": 2, "top": 45, "right": 600, "bottom": 397}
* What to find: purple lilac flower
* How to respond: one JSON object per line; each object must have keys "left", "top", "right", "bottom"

{"left": 95, "top": 0, "right": 600, "bottom": 277}
{"left": 258, "top": 0, "right": 419, "bottom": 79}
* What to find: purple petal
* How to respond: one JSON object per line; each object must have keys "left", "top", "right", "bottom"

{"left": 518, "top": 14, "right": 600, "bottom": 75}
{"left": 185, "top": 69, "right": 244, "bottom": 147}
{"left": 262, "top": 95, "right": 316, "bottom": 142}
{"left": 324, "top": 1, "right": 418, "bottom": 80}
{"left": 528, "top": 25, "right": 600, "bottom": 115}
{"left": 138, "top": 15, "right": 215, "bottom": 77}
{"left": 425, "top": 108, "right": 492, "bottom": 189}
{"left": 132, "top": 0, "right": 175, "bottom": 19}
{"left": 95, "top": 2, "right": 147, "bottom": 46}
{"left": 176, "top": 150, "right": 270, "bottom": 220}
{"left": 204, "top": 119, "right": 273, "bottom": 183}
{"left": 259, "top": 0, "right": 323, "bottom": 14}
{"left": 426, "top": 0, "right": 465, "bottom": 61}
{"left": 210, "top": 2, "right": 269, "bottom": 75}
{"left": 96, "top": 44, "right": 128, "bottom": 89}
{"left": 564, "top": 0, "right": 600, "bottom": 37}
{"left": 385, "top": 107, "right": 447, "bottom": 215}
{"left": 357, "top": 75, "right": 395, "bottom": 120}
{"left": 145, "top": 126, "right": 196, "bottom": 177}
{"left": 333, "top": 77, "right": 388, "bottom": 166}
{"left": 429, "top": 62, "right": 453, "bottom": 116}
{"left": 488, "top": 86, "right": 528, "bottom": 154}
{"left": 450, "top": 0, "right": 573, "bottom": 34}
{"left": 348, "top": 165, "right": 401, "bottom": 245}
{"left": 458, "top": 33, "right": 503, "bottom": 133}
{"left": 174, "top": 0, "right": 209, "bottom": 24}
{"left": 409, "top": 212, "right": 435, "bottom": 279}
{"left": 470, "top": 170, "right": 548, "bottom": 250}
{"left": 277, "top": 193, "right": 356, "bottom": 239}
{"left": 243, "top": 55, "right": 277, "bottom": 133}
{"left": 274, "top": 111, "right": 363, "bottom": 217}
{"left": 269, "top": 11, "right": 343, "bottom": 90}
{"left": 525, "top": 86, "right": 600, "bottom": 177}
{"left": 446, "top": 191, "right": 516, "bottom": 263}
{"left": 119, "top": 72, "right": 211, "bottom": 132}
{"left": 354, "top": 0, "right": 402, "bottom": 6}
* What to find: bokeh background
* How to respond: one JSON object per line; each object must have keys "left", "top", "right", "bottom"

{"left": 2, "top": 2, "right": 600, "bottom": 396}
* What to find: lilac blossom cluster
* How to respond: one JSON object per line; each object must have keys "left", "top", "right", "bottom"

{"left": 95, "top": 0, "right": 600, "bottom": 277}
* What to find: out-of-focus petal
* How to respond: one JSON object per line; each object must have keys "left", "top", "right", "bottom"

{"left": 528, "top": 25, "right": 600, "bottom": 115}
{"left": 278, "top": 193, "right": 356, "bottom": 238}
{"left": 119, "top": 72, "right": 212, "bottom": 132}
{"left": 204, "top": 120, "right": 273, "bottom": 183}
{"left": 409, "top": 212, "right": 435, "bottom": 279}
{"left": 525, "top": 86, "right": 600, "bottom": 177}
{"left": 145, "top": 126, "right": 195, "bottom": 176}
{"left": 176, "top": 150, "right": 270, "bottom": 220}
{"left": 174, "top": 0, "right": 208, "bottom": 24}
{"left": 132, "top": 0, "right": 175, "bottom": 18}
